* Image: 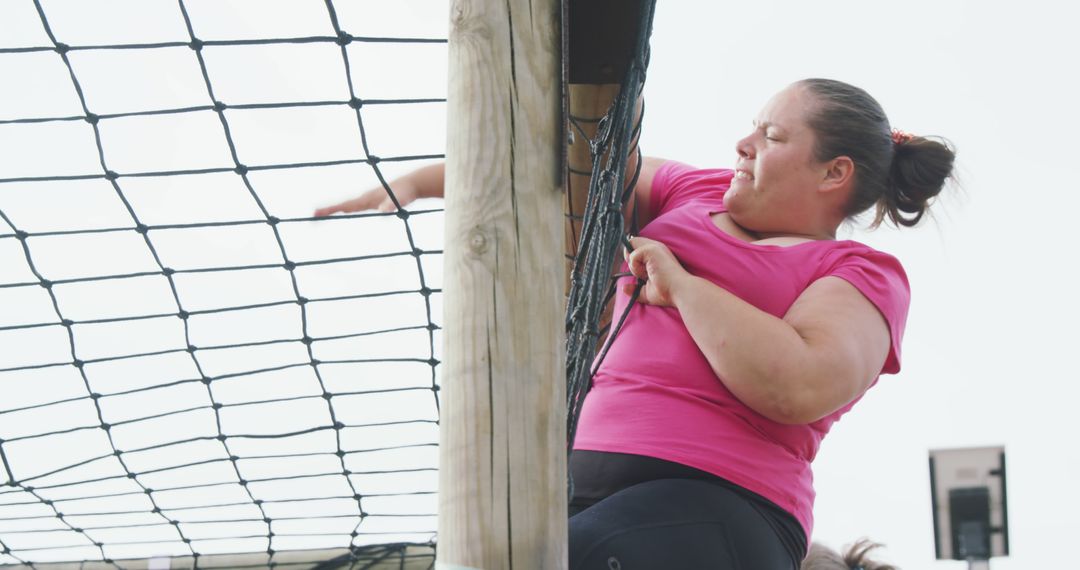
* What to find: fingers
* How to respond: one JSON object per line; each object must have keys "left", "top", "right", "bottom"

{"left": 622, "top": 235, "right": 639, "bottom": 263}
{"left": 620, "top": 236, "right": 678, "bottom": 307}
{"left": 623, "top": 236, "right": 649, "bottom": 281}
{"left": 623, "top": 278, "right": 653, "bottom": 306}
{"left": 624, "top": 235, "right": 656, "bottom": 255}
{"left": 626, "top": 248, "right": 648, "bottom": 281}
{"left": 313, "top": 196, "right": 371, "bottom": 217}
{"left": 313, "top": 188, "right": 390, "bottom": 217}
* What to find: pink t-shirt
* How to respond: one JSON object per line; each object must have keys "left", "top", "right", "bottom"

{"left": 573, "top": 161, "right": 911, "bottom": 543}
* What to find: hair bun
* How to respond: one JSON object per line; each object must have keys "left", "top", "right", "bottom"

{"left": 881, "top": 135, "right": 956, "bottom": 227}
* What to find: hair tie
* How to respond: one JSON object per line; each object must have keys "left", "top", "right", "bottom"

{"left": 891, "top": 128, "right": 914, "bottom": 146}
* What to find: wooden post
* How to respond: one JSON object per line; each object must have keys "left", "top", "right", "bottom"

{"left": 438, "top": 0, "right": 565, "bottom": 568}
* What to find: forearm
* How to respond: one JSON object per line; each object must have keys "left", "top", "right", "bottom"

{"left": 401, "top": 162, "right": 445, "bottom": 199}
{"left": 669, "top": 274, "right": 821, "bottom": 424}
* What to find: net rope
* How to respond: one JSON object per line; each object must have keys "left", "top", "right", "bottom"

{"left": 564, "top": 0, "right": 656, "bottom": 459}
{"left": 1, "top": 0, "right": 443, "bottom": 566}
{"left": 1, "top": 0, "right": 657, "bottom": 565}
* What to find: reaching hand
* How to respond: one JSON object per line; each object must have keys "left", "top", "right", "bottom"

{"left": 313, "top": 163, "right": 444, "bottom": 218}
{"left": 623, "top": 236, "right": 690, "bottom": 307}
{"left": 313, "top": 181, "right": 421, "bottom": 217}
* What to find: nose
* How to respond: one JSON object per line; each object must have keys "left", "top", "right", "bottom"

{"left": 735, "top": 133, "right": 755, "bottom": 160}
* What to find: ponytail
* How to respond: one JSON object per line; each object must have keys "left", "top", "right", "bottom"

{"left": 878, "top": 134, "right": 956, "bottom": 227}
{"left": 797, "top": 78, "right": 956, "bottom": 229}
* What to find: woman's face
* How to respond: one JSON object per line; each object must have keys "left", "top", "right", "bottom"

{"left": 725, "top": 85, "right": 827, "bottom": 233}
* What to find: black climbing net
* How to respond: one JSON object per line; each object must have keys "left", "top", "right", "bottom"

{"left": 0, "top": 0, "right": 658, "bottom": 565}
{"left": 564, "top": 0, "right": 656, "bottom": 458}
{"left": 0, "top": 0, "right": 444, "bottom": 566}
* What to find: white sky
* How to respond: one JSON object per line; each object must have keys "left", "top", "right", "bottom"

{"left": 1, "top": 0, "right": 1078, "bottom": 568}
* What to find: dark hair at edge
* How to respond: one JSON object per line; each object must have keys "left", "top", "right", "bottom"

{"left": 796, "top": 78, "right": 956, "bottom": 228}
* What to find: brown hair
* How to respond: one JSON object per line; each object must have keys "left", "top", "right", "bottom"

{"left": 802, "top": 539, "right": 899, "bottom": 570}
{"left": 797, "top": 78, "right": 955, "bottom": 228}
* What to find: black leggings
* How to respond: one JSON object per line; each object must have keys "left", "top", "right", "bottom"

{"left": 570, "top": 478, "right": 800, "bottom": 570}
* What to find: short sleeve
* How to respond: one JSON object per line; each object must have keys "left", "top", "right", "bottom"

{"left": 649, "top": 160, "right": 734, "bottom": 218}
{"left": 822, "top": 247, "right": 911, "bottom": 375}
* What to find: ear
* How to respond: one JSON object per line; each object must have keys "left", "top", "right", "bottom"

{"left": 820, "top": 156, "right": 855, "bottom": 195}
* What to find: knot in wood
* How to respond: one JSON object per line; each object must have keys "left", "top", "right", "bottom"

{"left": 467, "top": 228, "right": 489, "bottom": 256}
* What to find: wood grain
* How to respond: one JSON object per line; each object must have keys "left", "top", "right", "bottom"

{"left": 438, "top": 0, "right": 565, "bottom": 568}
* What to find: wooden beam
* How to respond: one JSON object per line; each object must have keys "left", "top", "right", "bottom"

{"left": 438, "top": 0, "right": 565, "bottom": 568}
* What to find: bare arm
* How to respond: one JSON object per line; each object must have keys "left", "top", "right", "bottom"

{"left": 674, "top": 275, "right": 890, "bottom": 424}
{"left": 313, "top": 162, "right": 445, "bottom": 216}
{"left": 315, "top": 155, "right": 663, "bottom": 221}
{"left": 625, "top": 237, "right": 891, "bottom": 424}
{"left": 628, "top": 155, "right": 668, "bottom": 229}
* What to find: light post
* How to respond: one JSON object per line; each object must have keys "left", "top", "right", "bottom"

{"left": 929, "top": 446, "right": 1010, "bottom": 570}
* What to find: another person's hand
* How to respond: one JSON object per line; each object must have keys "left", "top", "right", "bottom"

{"left": 623, "top": 236, "right": 690, "bottom": 307}
{"left": 313, "top": 181, "right": 420, "bottom": 217}
{"left": 313, "top": 162, "right": 445, "bottom": 217}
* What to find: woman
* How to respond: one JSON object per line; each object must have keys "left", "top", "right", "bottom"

{"left": 316, "top": 78, "right": 955, "bottom": 569}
